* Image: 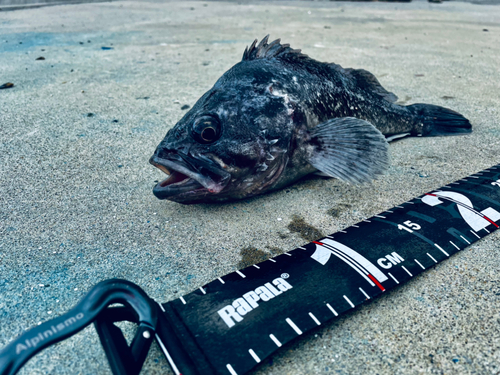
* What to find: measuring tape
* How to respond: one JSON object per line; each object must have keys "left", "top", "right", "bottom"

{"left": 157, "top": 164, "right": 500, "bottom": 375}
{"left": 1, "top": 165, "right": 499, "bottom": 375}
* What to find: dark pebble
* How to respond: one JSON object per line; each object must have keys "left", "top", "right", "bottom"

{"left": 483, "top": 29, "right": 489, "bottom": 32}
{"left": 112, "top": 119, "right": 119, "bottom": 123}
{"left": 118, "top": 165, "right": 123, "bottom": 168}
{"left": 181, "top": 104, "right": 190, "bottom": 110}
{"left": 0, "top": 82, "right": 14, "bottom": 89}
{"left": 36, "top": 56, "right": 45, "bottom": 60}
{"left": 87, "top": 113, "right": 94, "bottom": 117}
{"left": 101, "top": 46, "right": 113, "bottom": 50}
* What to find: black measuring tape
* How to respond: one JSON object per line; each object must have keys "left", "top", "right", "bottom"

{"left": 1, "top": 164, "right": 500, "bottom": 375}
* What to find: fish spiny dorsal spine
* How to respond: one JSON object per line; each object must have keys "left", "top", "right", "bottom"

{"left": 242, "top": 35, "right": 308, "bottom": 62}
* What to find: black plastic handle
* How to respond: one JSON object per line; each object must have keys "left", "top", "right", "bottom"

{"left": 0, "top": 279, "right": 158, "bottom": 375}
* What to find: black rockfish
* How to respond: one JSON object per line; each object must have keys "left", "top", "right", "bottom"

{"left": 150, "top": 36, "right": 471, "bottom": 204}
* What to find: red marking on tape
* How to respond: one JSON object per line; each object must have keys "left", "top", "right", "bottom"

{"left": 426, "top": 193, "right": 437, "bottom": 197}
{"left": 368, "top": 274, "right": 385, "bottom": 292}
{"left": 313, "top": 241, "right": 324, "bottom": 246}
{"left": 484, "top": 216, "right": 500, "bottom": 228}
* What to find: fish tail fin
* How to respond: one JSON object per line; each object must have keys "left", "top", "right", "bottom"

{"left": 407, "top": 103, "right": 472, "bottom": 136}
{"left": 308, "top": 117, "right": 389, "bottom": 184}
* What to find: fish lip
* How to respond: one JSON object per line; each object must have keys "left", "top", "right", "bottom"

{"left": 149, "top": 152, "right": 231, "bottom": 200}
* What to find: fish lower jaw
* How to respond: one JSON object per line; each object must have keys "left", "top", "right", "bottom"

{"left": 153, "top": 172, "right": 226, "bottom": 201}
{"left": 150, "top": 155, "right": 230, "bottom": 201}
{"left": 158, "top": 170, "right": 224, "bottom": 192}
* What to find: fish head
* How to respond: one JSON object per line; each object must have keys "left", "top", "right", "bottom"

{"left": 150, "top": 62, "right": 297, "bottom": 204}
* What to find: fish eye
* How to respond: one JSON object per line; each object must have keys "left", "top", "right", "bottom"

{"left": 192, "top": 115, "right": 221, "bottom": 144}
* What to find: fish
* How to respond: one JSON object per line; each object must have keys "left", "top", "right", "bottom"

{"left": 150, "top": 36, "right": 472, "bottom": 204}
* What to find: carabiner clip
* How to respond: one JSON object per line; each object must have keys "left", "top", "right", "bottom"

{"left": 0, "top": 279, "right": 158, "bottom": 375}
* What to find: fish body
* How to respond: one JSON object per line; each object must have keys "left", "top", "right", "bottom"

{"left": 150, "top": 36, "right": 471, "bottom": 204}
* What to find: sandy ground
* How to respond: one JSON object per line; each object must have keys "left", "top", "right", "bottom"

{"left": 1, "top": 1, "right": 500, "bottom": 374}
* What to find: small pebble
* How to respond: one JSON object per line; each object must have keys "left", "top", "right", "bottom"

{"left": 0, "top": 82, "right": 14, "bottom": 89}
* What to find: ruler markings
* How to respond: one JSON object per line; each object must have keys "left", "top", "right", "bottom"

{"left": 309, "top": 312, "right": 321, "bottom": 326}
{"left": 402, "top": 266, "right": 413, "bottom": 277}
{"left": 460, "top": 235, "right": 471, "bottom": 245}
{"left": 248, "top": 349, "right": 261, "bottom": 363}
{"left": 415, "top": 259, "right": 425, "bottom": 270}
{"left": 286, "top": 318, "right": 303, "bottom": 335}
{"left": 326, "top": 303, "right": 338, "bottom": 316}
{"left": 226, "top": 364, "right": 238, "bottom": 375}
{"left": 470, "top": 230, "right": 481, "bottom": 239}
{"left": 269, "top": 334, "right": 282, "bottom": 347}
{"left": 359, "top": 288, "right": 370, "bottom": 299}
{"left": 388, "top": 272, "right": 399, "bottom": 284}
{"left": 343, "top": 295, "right": 355, "bottom": 308}
{"left": 236, "top": 270, "right": 246, "bottom": 278}
{"left": 450, "top": 241, "right": 460, "bottom": 250}
{"left": 427, "top": 253, "right": 437, "bottom": 263}
{"left": 434, "top": 243, "right": 449, "bottom": 256}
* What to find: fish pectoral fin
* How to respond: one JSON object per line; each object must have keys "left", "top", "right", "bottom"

{"left": 344, "top": 68, "right": 398, "bottom": 103}
{"left": 307, "top": 117, "right": 389, "bottom": 184}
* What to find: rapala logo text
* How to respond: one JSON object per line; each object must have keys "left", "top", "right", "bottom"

{"left": 217, "top": 277, "right": 292, "bottom": 328}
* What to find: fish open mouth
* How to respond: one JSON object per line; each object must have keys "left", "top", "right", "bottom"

{"left": 149, "top": 151, "right": 231, "bottom": 202}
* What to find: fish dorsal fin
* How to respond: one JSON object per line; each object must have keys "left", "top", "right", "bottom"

{"left": 307, "top": 117, "right": 389, "bottom": 184}
{"left": 242, "top": 35, "right": 309, "bottom": 62}
{"left": 344, "top": 68, "right": 398, "bottom": 103}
